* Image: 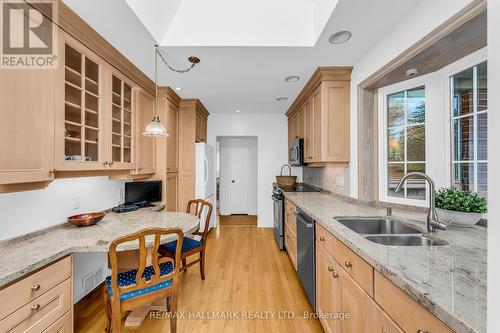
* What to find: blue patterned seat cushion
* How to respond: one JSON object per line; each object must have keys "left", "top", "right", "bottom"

{"left": 159, "top": 237, "right": 202, "bottom": 255}
{"left": 105, "top": 261, "right": 173, "bottom": 301}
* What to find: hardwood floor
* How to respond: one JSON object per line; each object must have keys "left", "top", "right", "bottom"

{"left": 218, "top": 214, "right": 258, "bottom": 225}
{"left": 75, "top": 225, "right": 323, "bottom": 333}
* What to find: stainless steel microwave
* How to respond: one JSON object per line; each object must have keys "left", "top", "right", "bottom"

{"left": 289, "top": 138, "right": 305, "bottom": 166}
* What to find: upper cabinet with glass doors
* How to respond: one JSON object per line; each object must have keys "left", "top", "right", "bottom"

{"left": 56, "top": 32, "right": 107, "bottom": 170}
{"left": 56, "top": 31, "right": 137, "bottom": 171}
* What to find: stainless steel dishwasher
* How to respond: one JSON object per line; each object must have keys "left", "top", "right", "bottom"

{"left": 296, "top": 208, "right": 315, "bottom": 309}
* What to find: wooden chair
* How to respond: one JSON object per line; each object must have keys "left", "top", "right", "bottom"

{"left": 158, "top": 199, "right": 213, "bottom": 280}
{"left": 103, "top": 228, "right": 184, "bottom": 333}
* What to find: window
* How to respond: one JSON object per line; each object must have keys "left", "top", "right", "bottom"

{"left": 386, "top": 87, "right": 426, "bottom": 200}
{"left": 450, "top": 61, "right": 487, "bottom": 196}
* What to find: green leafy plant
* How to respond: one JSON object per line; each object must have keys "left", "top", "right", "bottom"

{"left": 435, "top": 187, "right": 487, "bottom": 214}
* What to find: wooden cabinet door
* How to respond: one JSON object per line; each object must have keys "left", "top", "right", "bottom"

{"left": 315, "top": 242, "right": 340, "bottom": 333}
{"left": 304, "top": 98, "right": 314, "bottom": 162}
{"left": 165, "top": 172, "right": 179, "bottom": 212}
{"left": 56, "top": 31, "right": 107, "bottom": 171}
{"left": 108, "top": 68, "right": 137, "bottom": 170}
{"left": 135, "top": 89, "right": 156, "bottom": 175}
{"left": 0, "top": 67, "right": 55, "bottom": 185}
{"left": 323, "top": 81, "right": 350, "bottom": 162}
{"left": 338, "top": 261, "right": 370, "bottom": 333}
{"left": 366, "top": 299, "right": 403, "bottom": 333}
{"left": 195, "top": 112, "right": 207, "bottom": 143}
{"left": 311, "top": 87, "right": 322, "bottom": 162}
{"left": 166, "top": 101, "right": 179, "bottom": 173}
{"left": 296, "top": 106, "right": 305, "bottom": 139}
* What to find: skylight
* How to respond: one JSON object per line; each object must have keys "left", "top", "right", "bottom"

{"left": 125, "top": 0, "right": 339, "bottom": 47}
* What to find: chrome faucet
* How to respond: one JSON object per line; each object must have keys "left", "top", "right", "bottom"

{"left": 395, "top": 172, "right": 447, "bottom": 232}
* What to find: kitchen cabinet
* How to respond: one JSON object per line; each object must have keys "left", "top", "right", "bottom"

{"left": 284, "top": 199, "right": 297, "bottom": 270}
{"left": 0, "top": 62, "right": 56, "bottom": 186}
{"left": 165, "top": 172, "right": 179, "bottom": 212}
{"left": 133, "top": 88, "right": 156, "bottom": 175}
{"left": 178, "top": 99, "right": 209, "bottom": 210}
{"left": 366, "top": 299, "right": 404, "bottom": 333}
{"left": 166, "top": 99, "right": 179, "bottom": 173}
{"left": 286, "top": 67, "right": 352, "bottom": 165}
{"left": 56, "top": 31, "right": 108, "bottom": 171}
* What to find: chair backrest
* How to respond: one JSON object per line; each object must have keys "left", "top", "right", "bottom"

{"left": 107, "top": 227, "right": 184, "bottom": 301}
{"left": 186, "top": 199, "right": 213, "bottom": 239}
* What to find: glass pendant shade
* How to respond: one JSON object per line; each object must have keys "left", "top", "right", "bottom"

{"left": 143, "top": 114, "right": 168, "bottom": 137}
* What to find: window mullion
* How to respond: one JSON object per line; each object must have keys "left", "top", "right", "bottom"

{"left": 473, "top": 65, "right": 478, "bottom": 193}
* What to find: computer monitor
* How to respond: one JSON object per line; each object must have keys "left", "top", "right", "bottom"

{"left": 125, "top": 181, "right": 162, "bottom": 205}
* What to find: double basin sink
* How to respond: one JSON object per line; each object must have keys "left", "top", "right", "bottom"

{"left": 334, "top": 217, "right": 448, "bottom": 246}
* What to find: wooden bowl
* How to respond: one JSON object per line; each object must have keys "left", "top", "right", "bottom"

{"left": 67, "top": 212, "right": 105, "bottom": 227}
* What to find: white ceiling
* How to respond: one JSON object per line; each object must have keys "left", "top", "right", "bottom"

{"left": 65, "top": 0, "right": 421, "bottom": 115}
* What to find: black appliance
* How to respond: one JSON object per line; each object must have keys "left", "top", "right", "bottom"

{"left": 125, "top": 181, "right": 162, "bottom": 206}
{"left": 296, "top": 208, "right": 316, "bottom": 308}
{"left": 272, "top": 184, "right": 320, "bottom": 251}
{"left": 289, "top": 138, "right": 305, "bottom": 166}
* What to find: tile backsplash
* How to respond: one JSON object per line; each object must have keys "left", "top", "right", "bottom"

{"left": 303, "top": 166, "right": 350, "bottom": 196}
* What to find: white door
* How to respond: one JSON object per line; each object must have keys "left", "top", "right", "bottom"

{"left": 228, "top": 140, "right": 250, "bottom": 214}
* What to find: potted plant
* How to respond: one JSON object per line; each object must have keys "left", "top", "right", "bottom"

{"left": 435, "top": 187, "right": 487, "bottom": 227}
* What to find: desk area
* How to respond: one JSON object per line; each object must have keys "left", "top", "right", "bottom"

{"left": 0, "top": 208, "right": 199, "bottom": 332}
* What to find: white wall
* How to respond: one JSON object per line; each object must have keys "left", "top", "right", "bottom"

{"left": 218, "top": 137, "right": 258, "bottom": 216}
{"left": 488, "top": 0, "right": 500, "bottom": 329}
{"left": 0, "top": 177, "right": 124, "bottom": 241}
{"left": 208, "top": 113, "right": 301, "bottom": 227}
{"left": 349, "top": 0, "right": 475, "bottom": 199}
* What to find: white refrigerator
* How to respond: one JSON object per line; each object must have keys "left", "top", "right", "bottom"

{"left": 195, "top": 143, "right": 216, "bottom": 231}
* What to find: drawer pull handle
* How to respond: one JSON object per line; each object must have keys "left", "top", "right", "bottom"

{"left": 31, "top": 284, "right": 40, "bottom": 291}
{"left": 327, "top": 266, "right": 334, "bottom": 272}
{"left": 31, "top": 304, "right": 40, "bottom": 312}
{"left": 319, "top": 237, "right": 325, "bottom": 242}
{"left": 344, "top": 261, "right": 353, "bottom": 268}
{"left": 332, "top": 271, "right": 339, "bottom": 278}
{"left": 417, "top": 331, "right": 428, "bottom": 333}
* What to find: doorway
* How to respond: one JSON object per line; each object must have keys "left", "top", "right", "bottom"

{"left": 216, "top": 136, "right": 258, "bottom": 224}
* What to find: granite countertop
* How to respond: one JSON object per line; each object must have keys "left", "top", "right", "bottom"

{"left": 0, "top": 209, "right": 199, "bottom": 288}
{"left": 284, "top": 191, "right": 486, "bottom": 333}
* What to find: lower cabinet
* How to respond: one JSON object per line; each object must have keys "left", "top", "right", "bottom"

{"left": 284, "top": 199, "right": 297, "bottom": 270}
{"left": 366, "top": 299, "right": 404, "bottom": 333}
{"left": 315, "top": 241, "right": 340, "bottom": 333}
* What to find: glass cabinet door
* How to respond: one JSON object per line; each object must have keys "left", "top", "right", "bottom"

{"left": 61, "top": 38, "right": 104, "bottom": 169}
{"left": 110, "top": 72, "right": 135, "bottom": 168}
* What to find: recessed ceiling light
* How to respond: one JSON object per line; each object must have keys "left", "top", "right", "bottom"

{"left": 174, "top": 87, "right": 182, "bottom": 91}
{"left": 406, "top": 68, "right": 418, "bottom": 77}
{"left": 235, "top": 110, "right": 241, "bottom": 113}
{"left": 276, "top": 97, "right": 288, "bottom": 102}
{"left": 285, "top": 76, "right": 300, "bottom": 82}
{"left": 328, "top": 30, "right": 352, "bottom": 44}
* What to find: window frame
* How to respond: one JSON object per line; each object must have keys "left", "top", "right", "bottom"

{"left": 441, "top": 54, "right": 488, "bottom": 195}
{"left": 378, "top": 75, "right": 431, "bottom": 207}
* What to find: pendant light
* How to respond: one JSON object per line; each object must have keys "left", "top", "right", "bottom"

{"left": 143, "top": 45, "right": 168, "bottom": 137}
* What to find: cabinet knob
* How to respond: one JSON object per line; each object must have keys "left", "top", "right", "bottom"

{"left": 327, "top": 266, "right": 334, "bottom": 272}
{"left": 109, "top": 161, "right": 114, "bottom": 166}
{"left": 332, "top": 271, "right": 339, "bottom": 278}
{"left": 31, "top": 304, "right": 40, "bottom": 312}
{"left": 31, "top": 284, "right": 40, "bottom": 291}
{"left": 48, "top": 169, "right": 55, "bottom": 174}
{"left": 344, "top": 261, "right": 353, "bottom": 268}
{"left": 319, "top": 237, "right": 325, "bottom": 242}
{"left": 103, "top": 161, "right": 108, "bottom": 165}
{"left": 417, "top": 331, "right": 428, "bottom": 333}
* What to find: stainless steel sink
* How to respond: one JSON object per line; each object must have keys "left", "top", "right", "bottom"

{"left": 335, "top": 217, "right": 421, "bottom": 235}
{"left": 333, "top": 216, "right": 448, "bottom": 247}
{"left": 364, "top": 235, "right": 448, "bottom": 246}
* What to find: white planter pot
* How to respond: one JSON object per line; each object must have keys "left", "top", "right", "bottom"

{"left": 435, "top": 208, "right": 482, "bottom": 228}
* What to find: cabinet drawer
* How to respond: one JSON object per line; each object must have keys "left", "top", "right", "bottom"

{"left": 334, "top": 240, "right": 373, "bottom": 296}
{"left": 284, "top": 224, "right": 297, "bottom": 270}
{"left": 42, "top": 310, "right": 72, "bottom": 333}
{"left": 374, "top": 271, "right": 453, "bottom": 333}
{"left": 284, "top": 200, "right": 296, "bottom": 236}
{"left": 0, "top": 278, "right": 71, "bottom": 333}
{"left": 315, "top": 223, "right": 338, "bottom": 257}
{"left": 0, "top": 256, "right": 71, "bottom": 320}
